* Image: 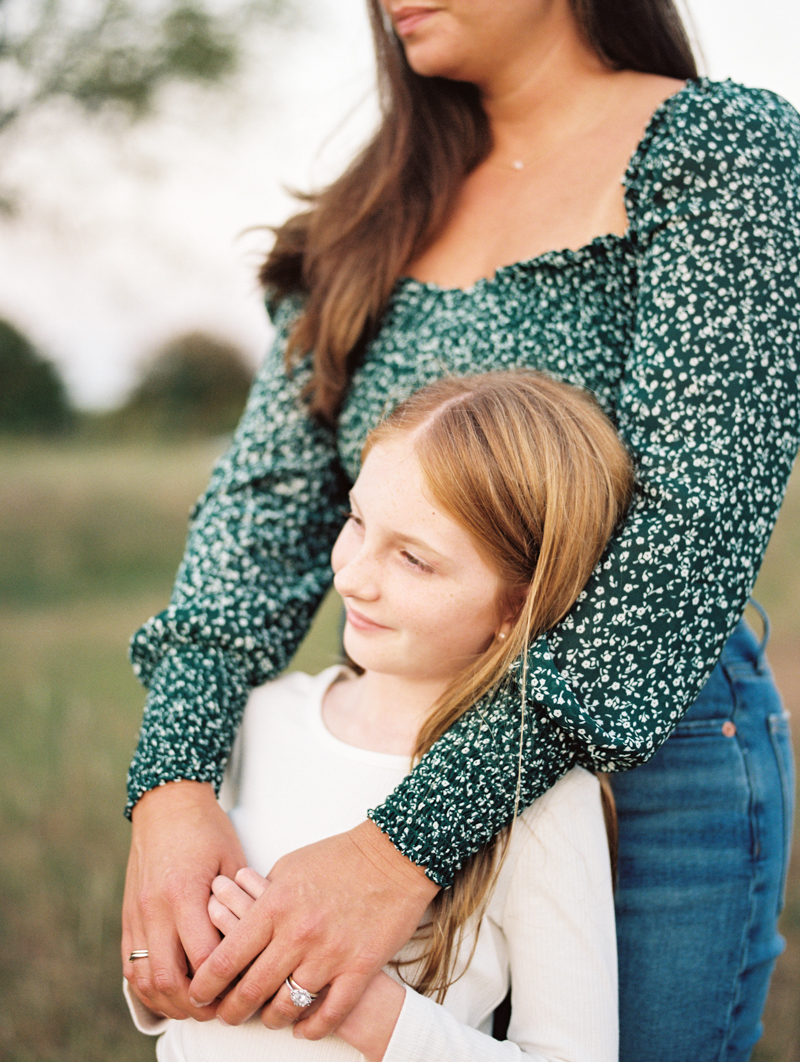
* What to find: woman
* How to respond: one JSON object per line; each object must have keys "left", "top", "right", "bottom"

{"left": 123, "top": 2, "right": 800, "bottom": 1060}
{"left": 125, "top": 370, "right": 629, "bottom": 1061}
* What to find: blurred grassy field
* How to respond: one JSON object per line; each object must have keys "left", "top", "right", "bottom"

{"left": 0, "top": 437, "right": 798, "bottom": 1061}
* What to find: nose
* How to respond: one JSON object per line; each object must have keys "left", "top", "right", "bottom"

{"left": 332, "top": 541, "right": 381, "bottom": 602}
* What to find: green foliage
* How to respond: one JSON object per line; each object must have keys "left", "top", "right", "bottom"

{"left": 117, "top": 330, "right": 255, "bottom": 437}
{"left": 0, "top": 0, "right": 291, "bottom": 132}
{"left": 0, "top": 317, "right": 74, "bottom": 435}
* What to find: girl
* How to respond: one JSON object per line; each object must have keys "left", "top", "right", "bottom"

{"left": 126, "top": 370, "right": 632, "bottom": 1061}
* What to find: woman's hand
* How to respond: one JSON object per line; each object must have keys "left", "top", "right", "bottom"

{"left": 122, "top": 780, "right": 247, "bottom": 1021}
{"left": 210, "top": 869, "right": 405, "bottom": 1060}
{"left": 190, "top": 819, "right": 439, "bottom": 1038}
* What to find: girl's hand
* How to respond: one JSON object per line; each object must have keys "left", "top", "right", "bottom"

{"left": 189, "top": 820, "right": 438, "bottom": 1038}
{"left": 334, "top": 971, "right": 405, "bottom": 1062}
{"left": 208, "top": 868, "right": 263, "bottom": 935}
{"left": 122, "top": 781, "right": 247, "bottom": 1021}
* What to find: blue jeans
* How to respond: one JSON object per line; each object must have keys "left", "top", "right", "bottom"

{"left": 612, "top": 609, "right": 795, "bottom": 1062}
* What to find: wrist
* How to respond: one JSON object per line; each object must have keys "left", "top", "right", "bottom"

{"left": 131, "top": 780, "right": 217, "bottom": 825}
{"left": 348, "top": 821, "right": 440, "bottom": 905}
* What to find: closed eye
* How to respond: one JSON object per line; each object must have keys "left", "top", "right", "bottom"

{"left": 401, "top": 550, "right": 434, "bottom": 574}
{"left": 344, "top": 510, "right": 364, "bottom": 529}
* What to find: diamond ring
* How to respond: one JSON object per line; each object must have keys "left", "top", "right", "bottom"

{"left": 285, "top": 975, "right": 318, "bottom": 1008}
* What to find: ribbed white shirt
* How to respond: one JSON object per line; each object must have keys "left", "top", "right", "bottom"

{"left": 126, "top": 667, "right": 617, "bottom": 1062}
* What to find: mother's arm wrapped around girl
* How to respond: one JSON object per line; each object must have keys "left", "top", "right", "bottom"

{"left": 124, "top": 66, "right": 800, "bottom": 1042}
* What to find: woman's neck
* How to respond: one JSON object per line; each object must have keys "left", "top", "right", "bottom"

{"left": 480, "top": 34, "right": 624, "bottom": 169}
{"left": 322, "top": 669, "right": 447, "bottom": 757}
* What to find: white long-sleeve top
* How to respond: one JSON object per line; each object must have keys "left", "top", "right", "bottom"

{"left": 126, "top": 667, "right": 618, "bottom": 1062}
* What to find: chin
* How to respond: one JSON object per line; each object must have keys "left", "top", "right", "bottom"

{"left": 405, "top": 48, "right": 469, "bottom": 81}
{"left": 399, "top": 26, "right": 474, "bottom": 82}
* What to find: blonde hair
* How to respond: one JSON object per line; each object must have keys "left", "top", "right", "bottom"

{"left": 361, "top": 371, "right": 634, "bottom": 1000}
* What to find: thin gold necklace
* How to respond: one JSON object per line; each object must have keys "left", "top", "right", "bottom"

{"left": 491, "top": 92, "right": 619, "bottom": 172}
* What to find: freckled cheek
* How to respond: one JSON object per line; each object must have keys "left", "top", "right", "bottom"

{"left": 414, "top": 596, "right": 473, "bottom": 640}
{"left": 398, "top": 594, "right": 450, "bottom": 638}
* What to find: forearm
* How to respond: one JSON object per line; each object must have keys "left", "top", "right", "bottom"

{"left": 372, "top": 86, "right": 800, "bottom": 884}
{"left": 127, "top": 303, "right": 348, "bottom": 814}
{"left": 126, "top": 646, "right": 251, "bottom": 812}
{"left": 371, "top": 688, "right": 576, "bottom": 885}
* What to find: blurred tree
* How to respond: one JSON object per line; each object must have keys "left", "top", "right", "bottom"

{"left": 0, "top": 317, "right": 74, "bottom": 433}
{"left": 0, "top": 0, "right": 293, "bottom": 207}
{"left": 120, "top": 330, "right": 254, "bottom": 436}
{"left": 0, "top": 0, "right": 291, "bottom": 128}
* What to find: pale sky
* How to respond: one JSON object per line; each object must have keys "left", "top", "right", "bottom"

{"left": 0, "top": 0, "right": 798, "bottom": 409}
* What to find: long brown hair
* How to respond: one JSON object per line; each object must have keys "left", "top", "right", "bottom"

{"left": 260, "top": 1, "right": 698, "bottom": 425}
{"left": 360, "top": 370, "right": 634, "bottom": 1000}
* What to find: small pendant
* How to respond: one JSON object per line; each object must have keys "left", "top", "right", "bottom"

{"left": 511, "top": 159, "right": 524, "bottom": 170}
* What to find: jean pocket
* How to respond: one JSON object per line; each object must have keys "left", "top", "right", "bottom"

{"left": 768, "top": 711, "right": 795, "bottom": 917}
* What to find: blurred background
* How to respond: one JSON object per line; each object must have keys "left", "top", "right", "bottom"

{"left": 0, "top": 1, "right": 798, "bottom": 1059}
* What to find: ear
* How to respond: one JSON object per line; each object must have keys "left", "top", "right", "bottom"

{"left": 497, "top": 583, "right": 527, "bottom": 637}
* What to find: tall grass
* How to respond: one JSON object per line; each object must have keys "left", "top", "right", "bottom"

{"left": 0, "top": 438, "right": 797, "bottom": 1061}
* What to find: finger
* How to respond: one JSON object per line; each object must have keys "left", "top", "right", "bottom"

{"left": 127, "top": 866, "right": 219, "bottom": 1019}
{"left": 212, "top": 874, "right": 257, "bottom": 919}
{"left": 173, "top": 881, "right": 227, "bottom": 979}
{"left": 122, "top": 859, "right": 203, "bottom": 1021}
{"left": 293, "top": 973, "right": 371, "bottom": 1040}
{"left": 124, "top": 933, "right": 215, "bottom": 1022}
{"left": 234, "top": 866, "right": 269, "bottom": 900}
{"left": 261, "top": 975, "right": 328, "bottom": 1031}
{"left": 212, "top": 936, "right": 305, "bottom": 1025}
{"left": 138, "top": 928, "right": 218, "bottom": 1021}
{"left": 189, "top": 895, "right": 277, "bottom": 1013}
{"left": 208, "top": 895, "right": 241, "bottom": 936}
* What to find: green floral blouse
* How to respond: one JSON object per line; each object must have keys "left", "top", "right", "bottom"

{"left": 129, "top": 80, "right": 800, "bottom": 887}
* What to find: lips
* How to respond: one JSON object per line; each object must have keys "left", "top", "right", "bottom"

{"left": 345, "top": 606, "right": 391, "bottom": 633}
{"left": 391, "top": 5, "right": 438, "bottom": 37}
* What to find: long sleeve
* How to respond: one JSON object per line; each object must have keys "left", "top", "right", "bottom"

{"left": 383, "top": 770, "right": 618, "bottom": 1062}
{"left": 127, "top": 83, "right": 800, "bottom": 890}
{"left": 126, "top": 301, "right": 349, "bottom": 812}
{"left": 370, "top": 82, "right": 800, "bottom": 883}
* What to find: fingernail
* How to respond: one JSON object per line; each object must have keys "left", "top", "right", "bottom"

{"left": 190, "top": 997, "right": 209, "bottom": 1008}
{"left": 216, "top": 1016, "right": 230, "bottom": 1027}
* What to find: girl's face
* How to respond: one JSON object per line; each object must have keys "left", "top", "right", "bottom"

{"left": 331, "top": 433, "right": 510, "bottom": 687}
{"left": 378, "top": 0, "right": 574, "bottom": 86}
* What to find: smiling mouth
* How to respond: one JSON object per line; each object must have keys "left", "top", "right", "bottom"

{"left": 392, "top": 5, "right": 438, "bottom": 37}
{"left": 345, "top": 607, "right": 391, "bottom": 633}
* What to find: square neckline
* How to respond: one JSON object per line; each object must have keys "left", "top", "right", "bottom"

{"left": 398, "top": 77, "right": 700, "bottom": 297}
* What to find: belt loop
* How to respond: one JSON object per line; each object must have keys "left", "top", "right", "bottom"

{"left": 746, "top": 597, "right": 770, "bottom": 666}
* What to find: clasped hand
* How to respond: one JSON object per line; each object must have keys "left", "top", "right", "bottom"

{"left": 122, "top": 781, "right": 438, "bottom": 1038}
